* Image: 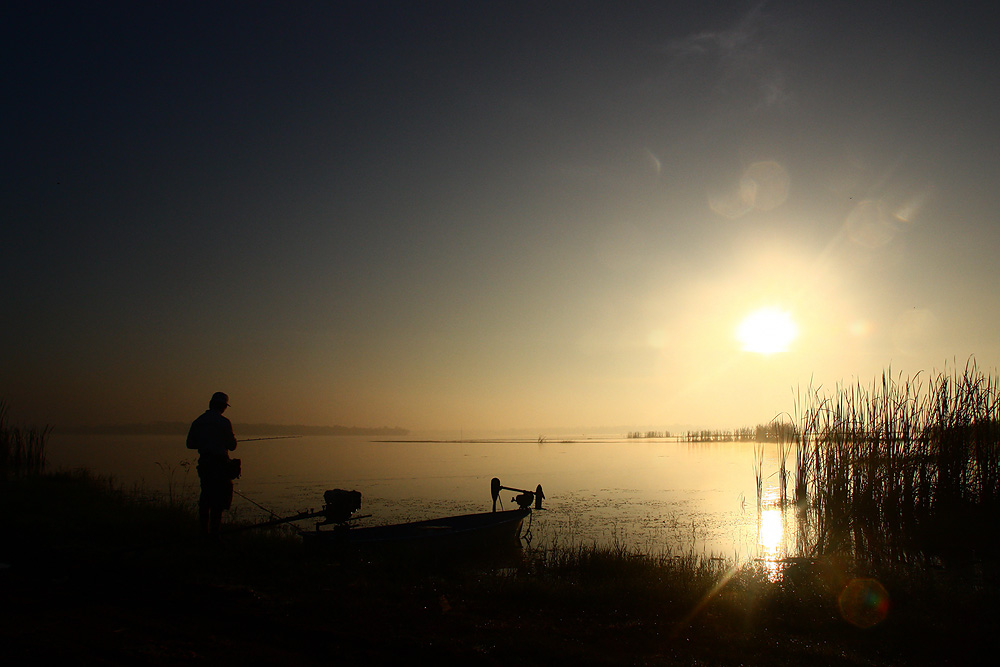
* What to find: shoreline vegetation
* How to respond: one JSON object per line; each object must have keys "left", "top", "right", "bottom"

{"left": 0, "top": 399, "right": 48, "bottom": 476}
{"left": 762, "top": 359, "right": 1000, "bottom": 570}
{"left": 633, "top": 361, "right": 1000, "bottom": 570}
{"left": 4, "top": 360, "right": 1000, "bottom": 663}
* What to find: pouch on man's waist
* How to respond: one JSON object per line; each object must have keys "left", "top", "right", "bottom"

{"left": 198, "top": 456, "right": 238, "bottom": 479}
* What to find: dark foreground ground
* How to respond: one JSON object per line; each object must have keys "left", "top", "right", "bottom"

{"left": 3, "top": 473, "right": 998, "bottom": 665}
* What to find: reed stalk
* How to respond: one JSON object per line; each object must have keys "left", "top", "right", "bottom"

{"left": 752, "top": 440, "right": 765, "bottom": 507}
{"left": 1, "top": 400, "right": 49, "bottom": 478}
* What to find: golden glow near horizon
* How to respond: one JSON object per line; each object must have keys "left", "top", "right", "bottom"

{"left": 736, "top": 307, "right": 799, "bottom": 355}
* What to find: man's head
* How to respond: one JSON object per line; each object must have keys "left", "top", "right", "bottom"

{"left": 209, "top": 392, "right": 230, "bottom": 412}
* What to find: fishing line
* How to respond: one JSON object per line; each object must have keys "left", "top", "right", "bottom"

{"left": 234, "top": 488, "right": 282, "bottom": 520}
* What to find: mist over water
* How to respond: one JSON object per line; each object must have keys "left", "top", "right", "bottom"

{"left": 46, "top": 433, "right": 804, "bottom": 560}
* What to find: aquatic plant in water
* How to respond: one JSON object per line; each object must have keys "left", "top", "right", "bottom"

{"left": 781, "top": 360, "right": 1000, "bottom": 567}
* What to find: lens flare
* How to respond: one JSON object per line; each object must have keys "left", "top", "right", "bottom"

{"left": 708, "top": 161, "right": 790, "bottom": 218}
{"left": 844, "top": 199, "right": 897, "bottom": 248}
{"left": 838, "top": 578, "right": 890, "bottom": 628}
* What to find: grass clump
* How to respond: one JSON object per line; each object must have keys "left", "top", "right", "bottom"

{"left": 0, "top": 399, "right": 48, "bottom": 478}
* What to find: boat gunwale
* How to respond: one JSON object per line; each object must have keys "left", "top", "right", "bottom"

{"left": 300, "top": 507, "right": 531, "bottom": 548}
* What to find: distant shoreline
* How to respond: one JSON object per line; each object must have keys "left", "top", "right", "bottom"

{"left": 58, "top": 422, "right": 409, "bottom": 437}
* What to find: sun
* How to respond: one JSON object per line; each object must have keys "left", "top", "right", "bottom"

{"left": 736, "top": 307, "right": 798, "bottom": 355}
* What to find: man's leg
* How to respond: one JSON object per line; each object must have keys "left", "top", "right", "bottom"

{"left": 199, "top": 504, "right": 211, "bottom": 535}
{"left": 209, "top": 508, "right": 223, "bottom": 538}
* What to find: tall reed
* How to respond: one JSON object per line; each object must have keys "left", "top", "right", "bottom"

{"left": 0, "top": 400, "right": 49, "bottom": 477}
{"left": 771, "top": 383, "right": 824, "bottom": 508}
{"left": 787, "top": 360, "right": 1000, "bottom": 566}
{"left": 752, "top": 440, "right": 765, "bottom": 506}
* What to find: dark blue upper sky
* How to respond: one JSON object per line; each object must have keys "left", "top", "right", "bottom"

{"left": 4, "top": 1, "right": 1000, "bottom": 430}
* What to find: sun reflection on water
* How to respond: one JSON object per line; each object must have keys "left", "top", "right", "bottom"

{"left": 757, "top": 483, "right": 788, "bottom": 581}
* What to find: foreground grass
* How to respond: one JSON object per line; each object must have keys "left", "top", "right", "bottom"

{"left": 2, "top": 471, "right": 997, "bottom": 665}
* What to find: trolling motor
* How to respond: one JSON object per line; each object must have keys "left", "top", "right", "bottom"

{"left": 491, "top": 477, "right": 545, "bottom": 512}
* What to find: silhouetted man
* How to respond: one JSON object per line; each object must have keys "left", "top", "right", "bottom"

{"left": 186, "top": 391, "right": 238, "bottom": 539}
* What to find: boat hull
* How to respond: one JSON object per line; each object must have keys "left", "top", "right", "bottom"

{"left": 301, "top": 508, "right": 530, "bottom": 555}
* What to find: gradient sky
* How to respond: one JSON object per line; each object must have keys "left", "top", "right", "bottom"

{"left": 4, "top": 1, "right": 1000, "bottom": 432}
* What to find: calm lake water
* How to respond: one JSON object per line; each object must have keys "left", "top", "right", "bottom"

{"left": 46, "top": 433, "right": 808, "bottom": 564}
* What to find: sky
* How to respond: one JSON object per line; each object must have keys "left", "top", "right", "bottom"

{"left": 4, "top": 1, "right": 1000, "bottom": 433}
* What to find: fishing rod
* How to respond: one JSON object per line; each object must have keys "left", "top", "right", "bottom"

{"left": 236, "top": 435, "right": 303, "bottom": 442}
{"left": 230, "top": 488, "right": 317, "bottom": 533}
{"left": 229, "top": 488, "right": 370, "bottom": 534}
{"left": 233, "top": 488, "right": 282, "bottom": 519}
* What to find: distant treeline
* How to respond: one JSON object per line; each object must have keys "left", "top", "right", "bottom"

{"left": 625, "top": 425, "right": 798, "bottom": 442}
{"left": 240, "top": 424, "right": 410, "bottom": 437}
{"left": 626, "top": 424, "right": 800, "bottom": 442}
{"left": 683, "top": 422, "right": 798, "bottom": 442}
{"left": 683, "top": 423, "right": 798, "bottom": 442}
{"left": 60, "top": 422, "right": 409, "bottom": 437}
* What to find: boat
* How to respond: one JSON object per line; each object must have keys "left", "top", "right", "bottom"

{"left": 296, "top": 478, "right": 544, "bottom": 555}
{"left": 299, "top": 507, "right": 532, "bottom": 553}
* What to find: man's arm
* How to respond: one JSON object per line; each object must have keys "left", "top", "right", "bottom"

{"left": 225, "top": 418, "right": 238, "bottom": 451}
{"left": 186, "top": 420, "right": 200, "bottom": 449}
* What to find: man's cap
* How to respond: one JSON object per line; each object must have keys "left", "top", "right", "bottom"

{"left": 210, "top": 392, "right": 230, "bottom": 407}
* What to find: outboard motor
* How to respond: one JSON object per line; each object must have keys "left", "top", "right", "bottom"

{"left": 321, "top": 489, "right": 362, "bottom": 524}
{"left": 513, "top": 490, "right": 535, "bottom": 510}
{"left": 491, "top": 478, "right": 545, "bottom": 511}
{"left": 513, "top": 486, "right": 546, "bottom": 510}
